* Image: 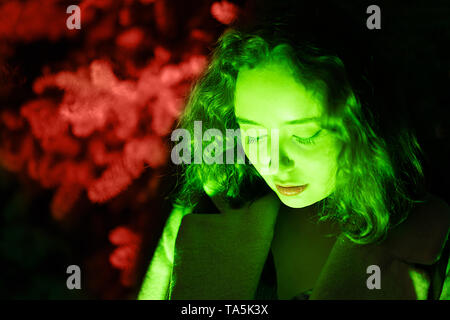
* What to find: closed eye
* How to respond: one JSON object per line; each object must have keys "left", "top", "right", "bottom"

{"left": 246, "top": 135, "right": 267, "bottom": 144}
{"left": 293, "top": 130, "right": 322, "bottom": 145}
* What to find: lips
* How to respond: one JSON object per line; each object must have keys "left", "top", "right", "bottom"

{"left": 275, "top": 184, "right": 308, "bottom": 196}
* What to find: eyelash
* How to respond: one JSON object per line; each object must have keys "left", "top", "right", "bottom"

{"left": 246, "top": 130, "right": 322, "bottom": 145}
{"left": 293, "top": 130, "right": 322, "bottom": 145}
{"left": 246, "top": 135, "right": 267, "bottom": 144}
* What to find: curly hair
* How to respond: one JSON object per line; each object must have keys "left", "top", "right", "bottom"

{"left": 171, "top": 23, "right": 426, "bottom": 245}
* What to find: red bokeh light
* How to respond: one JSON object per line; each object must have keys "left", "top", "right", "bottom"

{"left": 0, "top": 0, "right": 237, "bottom": 291}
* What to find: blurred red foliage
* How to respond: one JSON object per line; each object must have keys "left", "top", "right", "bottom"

{"left": 0, "top": 0, "right": 239, "bottom": 292}
{"left": 211, "top": 0, "right": 239, "bottom": 25}
{"left": 109, "top": 226, "right": 142, "bottom": 287}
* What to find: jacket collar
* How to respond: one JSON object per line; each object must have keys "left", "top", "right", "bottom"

{"left": 172, "top": 194, "right": 449, "bottom": 299}
{"left": 294, "top": 194, "right": 449, "bottom": 299}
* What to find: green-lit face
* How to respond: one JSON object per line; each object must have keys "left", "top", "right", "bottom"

{"left": 234, "top": 63, "right": 342, "bottom": 208}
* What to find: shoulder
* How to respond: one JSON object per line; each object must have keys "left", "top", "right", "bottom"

{"left": 381, "top": 193, "right": 450, "bottom": 265}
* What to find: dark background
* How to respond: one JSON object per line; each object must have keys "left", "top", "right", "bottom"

{"left": 0, "top": 0, "right": 449, "bottom": 299}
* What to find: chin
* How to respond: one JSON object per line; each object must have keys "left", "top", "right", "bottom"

{"left": 277, "top": 195, "right": 316, "bottom": 208}
{"left": 262, "top": 178, "right": 334, "bottom": 209}
{"left": 272, "top": 186, "right": 332, "bottom": 209}
{"left": 273, "top": 190, "right": 319, "bottom": 209}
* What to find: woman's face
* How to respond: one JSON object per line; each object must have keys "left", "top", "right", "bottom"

{"left": 234, "top": 62, "right": 342, "bottom": 208}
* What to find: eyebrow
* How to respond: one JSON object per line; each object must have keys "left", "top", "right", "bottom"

{"left": 236, "top": 117, "right": 320, "bottom": 126}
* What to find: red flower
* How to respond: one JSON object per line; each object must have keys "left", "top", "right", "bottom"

{"left": 211, "top": 1, "right": 239, "bottom": 25}
{"left": 109, "top": 226, "right": 142, "bottom": 287}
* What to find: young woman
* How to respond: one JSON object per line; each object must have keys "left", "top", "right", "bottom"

{"left": 138, "top": 6, "right": 450, "bottom": 300}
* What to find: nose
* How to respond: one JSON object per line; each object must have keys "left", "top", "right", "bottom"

{"left": 267, "top": 140, "right": 295, "bottom": 176}
{"left": 277, "top": 146, "right": 295, "bottom": 170}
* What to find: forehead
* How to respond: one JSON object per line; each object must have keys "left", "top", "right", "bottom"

{"left": 234, "top": 64, "right": 324, "bottom": 125}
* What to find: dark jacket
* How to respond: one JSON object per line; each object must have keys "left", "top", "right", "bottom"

{"left": 138, "top": 194, "right": 450, "bottom": 300}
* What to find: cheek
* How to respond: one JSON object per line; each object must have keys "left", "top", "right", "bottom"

{"left": 242, "top": 140, "right": 271, "bottom": 168}
{"left": 294, "top": 142, "right": 340, "bottom": 182}
{"left": 242, "top": 143, "right": 272, "bottom": 180}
